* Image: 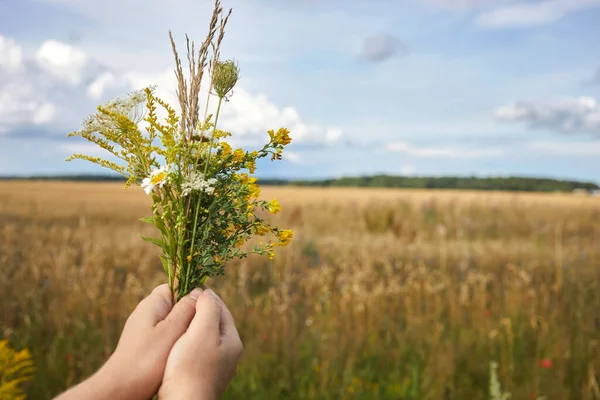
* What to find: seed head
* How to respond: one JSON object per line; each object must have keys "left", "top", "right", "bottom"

{"left": 213, "top": 59, "right": 240, "bottom": 99}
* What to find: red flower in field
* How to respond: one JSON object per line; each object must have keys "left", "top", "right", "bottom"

{"left": 540, "top": 358, "right": 553, "bottom": 369}
{"left": 65, "top": 354, "right": 73, "bottom": 363}
{"left": 483, "top": 308, "right": 490, "bottom": 317}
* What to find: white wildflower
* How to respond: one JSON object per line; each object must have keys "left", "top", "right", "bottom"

{"left": 181, "top": 172, "right": 218, "bottom": 196}
{"left": 105, "top": 88, "right": 150, "bottom": 119}
{"left": 141, "top": 165, "right": 169, "bottom": 195}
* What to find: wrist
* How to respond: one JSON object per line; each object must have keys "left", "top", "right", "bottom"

{"left": 159, "top": 375, "right": 217, "bottom": 400}
{"left": 91, "top": 366, "right": 134, "bottom": 400}
{"left": 91, "top": 359, "right": 151, "bottom": 400}
{"left": 53, "top": 367, "right": 129, "bottom": 400}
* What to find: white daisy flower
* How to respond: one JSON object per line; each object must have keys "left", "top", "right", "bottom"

{"left": 141, "top": 165, "right": 169, "bottom": 195}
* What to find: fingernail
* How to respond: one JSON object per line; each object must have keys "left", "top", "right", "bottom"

{"left": 204, "top": 289, "right": 218, "bottom": 300}
{"left": 189, "top": 288, "right": 203, "bottom": 300}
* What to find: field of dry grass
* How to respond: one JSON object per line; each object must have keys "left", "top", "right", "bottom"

{"left": 1, "top": 181, "right": 600, "bottom": 399}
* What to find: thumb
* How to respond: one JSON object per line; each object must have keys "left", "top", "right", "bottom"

{"left": 130, "top": 284, "right": 174, "bottom": 328}
{"left": 156, "top": 288, "right": 203, "bottom": 345}
{"left": 187, "top": 289, "right": 223, "bottom": 344}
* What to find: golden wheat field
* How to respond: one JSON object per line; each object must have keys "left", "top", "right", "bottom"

{"left": 1, "top": 181, "right": 600, "bottom": 399}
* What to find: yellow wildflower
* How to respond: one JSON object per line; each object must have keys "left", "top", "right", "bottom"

{"left": 232, "top": 148, "right": 245, "bottom": 164}
{"left": 248, "top": 184, "right": 261, "bottom": 199}
{"left": 275, "top": 127, "right": 292, "bottom": 146}
{"left": 221, "top": 142, "right": 232, "bottom": 157}
{"left": 234, "top": 172, "right": 246, "bottom": 183}
{"left": 0, "top": 340, "right": 35, "bottom": 400}
{"left": 186, "top": 251, "right": 199, "bottom": 262}
{"left": 213, "top": 128, "right": 232, "bottom": 139}
{"left": 247, "top": 159, "right": 256, "bottom": 174}
{"left": 268, "top": 251, "right": 275, "bottom": 260}
{"left": 268, "top": 198, "right": 281, "bottom": 214}
{"left": 268, "top": 128, "right": 291, "bottom": 146}
{"left": 275, "top": 229, "right": 293, "bottom": 246}
{"left": 253, "top": 224, "right": 270, "bottom": 236}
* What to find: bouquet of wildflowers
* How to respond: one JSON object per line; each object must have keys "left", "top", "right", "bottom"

{"left": 66, "top": 0, "right": 293, "bottom": 301}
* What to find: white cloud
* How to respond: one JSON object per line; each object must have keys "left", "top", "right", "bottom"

{"left": 0, "top": 34, "right": 110, "bottom": 134}
{"left": 0, "top": 36, "right": 24, "bottom": 73}
{"left": 33, "top": 103, "right": 57, "bottom": 125}
{"left": 528, "top": 141, "right": 600, "bottom": 156}
{"left": 496, "top": 96, "right": 600, "bottom": 135}
{"left": 35, "top": 40, "right": 94, "bottom": 85}
{"left": 0, "top": 33, "right": 339, "bottom": 147}
{"left": 0, "top": 78, "right": 59, "bottom": 131}
{"left": 477, "top": 0, "right": 600, "bottom": 28}
{"left": 220, "top": 89, "right": 342, "bottom": 144}
{"left": 387, "top": 141, "right": 503, "bottom": 158}
{"left": 87, "top": 72, "right": 118, "bottom": 99}
{"left": 126, "top": 68, "right": 343, "bottom": 145}
{"left": 325, "top": 127, "right": 343, "bottom": 142}
{"left": 286, "top": 151, "right": 302, "bottom": 164}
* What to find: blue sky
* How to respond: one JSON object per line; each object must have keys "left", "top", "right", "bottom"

{"left": 0, "top": 0, "right": 599, "bottom": 182}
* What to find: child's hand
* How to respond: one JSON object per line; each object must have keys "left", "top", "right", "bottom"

{"left": 55, "top": 284, "right": 202, "bottom": 400}
{"left": 158, "top": 288, "right": 243, "bottom": 400}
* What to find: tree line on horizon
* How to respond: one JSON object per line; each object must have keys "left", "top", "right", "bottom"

{"left": 1, "top": 174, "right": 598, "bottom": 192}
{"left": 280, "top": 175, "right": 600, "bottom": 192}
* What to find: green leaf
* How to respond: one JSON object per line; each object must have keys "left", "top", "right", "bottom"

{"left": 154, "top": 214, "right": 167, "bottom": 231}
{"left": 159, "top": 256, "right": 171, "bottom": 276}
{"left": 140, "top": 235, "right": 167, "bottom": 250}
{"left": 139, "top": 216, "right": 155, "bottom": 224}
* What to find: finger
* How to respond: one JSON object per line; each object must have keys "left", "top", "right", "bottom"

{"left": 131, "top": 284, "right": 174, "bottom": 327}
{"left": 221, "top": 318, "right": 243, "bottom": 360}
{"left": 156, "top": 288, "right": 203, "bottom": 344}
{"left": 212, "top": 291, "right": 239, "bottom": 340}
{"left": 222, "top": 327, "right": 244, "bottom": 362}
{"left": 204, "top": 289, "right": 243, "bottom": 356}
{"left": 187, "top": 289, "right": 223, "bottom": 344}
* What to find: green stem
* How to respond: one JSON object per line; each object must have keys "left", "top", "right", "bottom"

{"left": 161, "top": 187, "right": 182, "bottom": 292}
{"left": 183, "top": 96, "right": 224, "bottom": 296}
{"left": 203, "top": 96, "right": 224, "bottom": 176}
